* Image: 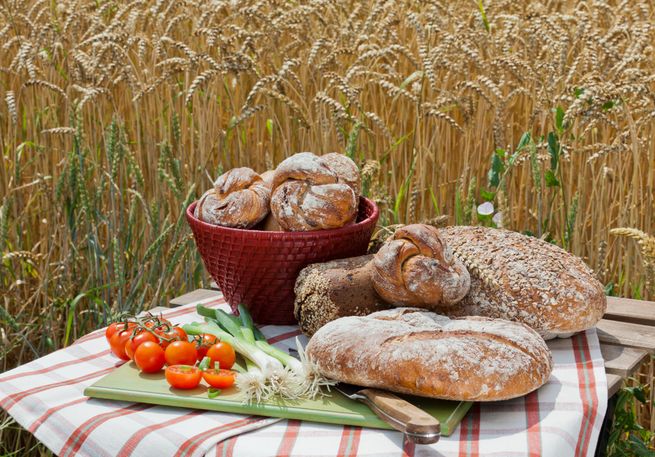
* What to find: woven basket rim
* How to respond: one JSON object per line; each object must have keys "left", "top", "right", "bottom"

{"left": 186, "top": 196, "right": 379, "bottom": 239}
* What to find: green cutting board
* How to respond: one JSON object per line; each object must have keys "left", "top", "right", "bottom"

{"left": 85, "top": 362, "right": 471, "bottom": 436}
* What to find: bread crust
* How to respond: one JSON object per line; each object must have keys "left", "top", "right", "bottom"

{"left": 294, "top": 255, "right": 391, "bottom": 336}
{"left": 438, "top": 226, "right": 607, "bottom": 338}
{"left": 270, "top": 152, "right": 361, "bottom": 231}
{"left": 371, "top": 224, "right": 470, "bottom": 309}
{"left": 306, "top": 308, "right": 553, "bottom": 401}
{"left": 194, "top": 167, "right": 270, "bottom": 228}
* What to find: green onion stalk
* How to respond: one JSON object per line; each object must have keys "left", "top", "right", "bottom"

{"left": 184, "top": 305, "right": 333, "bottom": 402}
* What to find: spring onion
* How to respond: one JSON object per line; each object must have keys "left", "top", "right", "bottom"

{"left": 183, "top": 304, "right": 334, "bottom": 402}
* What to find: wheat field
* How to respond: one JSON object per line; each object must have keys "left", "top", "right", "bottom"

{"left": 1, "top": 0, "right": 655, "bottom": 453}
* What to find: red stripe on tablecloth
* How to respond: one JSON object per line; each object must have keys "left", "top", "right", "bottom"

{"left": 471, "top": 405, "right": 481, "bottom": 456}
{"left": 73, "top": 297, "right": 227, "bottom": 345}
{"left": 572, "top": 333, "right": 594, "bottom": 457}
{"left": 0, "top": 365, "right": 118, "bottom": 411}
{"left": 576, "top": 332, "right": 599, "bottom": 457}
{"left": 276, "top": 419, "right": 301, "bottom": 457}
{"left": 336, "top": 425, "right": 361, "bottom": 457}
{"left": 117, "top": 409, "right": 203, "bottom": 456}
{"left": 173, "top": 416, "right": 263, "bottom": 457}
{"left": 267, "top": 329, "right": 302, "bottom": 345}
{"left": 59, "top": 403, "right": 154, "bottom": 457}
{"left": 457, "top": 404, "right": 470, "bottom": 457}
{"left": 28, "top": 397, "right": 89, "bottom": 433}
{"left": 215, "top": 435, "right": 238, "bottom": 457}
{"left": 401, "top": 435, "right": 415, "bottom": 456}
{"left": 0, "top": 349, "right": 111, "bottom": 383}
{"left": 525, "top": 390, "right": 541, "bottom": 456}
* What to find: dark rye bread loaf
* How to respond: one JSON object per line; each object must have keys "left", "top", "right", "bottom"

{"left": 293, "top": 255, "right": 391, "bottom": 336}
{"left": 306, "top": 308, "right": 553, "bottom": 401}
{"left": 438, "top": 226, "right": 607, "bottom": 339}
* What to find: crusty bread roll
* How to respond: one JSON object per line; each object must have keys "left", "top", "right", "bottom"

{"left": 306, "top": 308, "right": 553, "bottom": 401}
{"left": 371, "top": 224, "right": 470, "bottom": 309}
{"left": 294, "top": 255, "right": 391, "bottom": 336}
{"left": 270, "top": 152, "right": 360, "bottom": 231}
{"left": 437, "top": 226, "right": 607, "bottom": 339}
{"left": 194, "top": 168, "right": 270, "bottom": 229}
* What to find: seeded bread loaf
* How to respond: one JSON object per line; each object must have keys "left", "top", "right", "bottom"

{"left": 294, "top": 255, "right": 391, "bottom": 336}
{"left": 437, "top": 226, "right": 607, "bottom": 339}
{"left": 306, "top": 308, "right": 553, "bottom": 401}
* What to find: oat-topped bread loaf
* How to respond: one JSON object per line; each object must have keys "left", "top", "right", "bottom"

{"left": 371, "top": 224, "right": 470, "bottom": 309}
{"left": 270, "top": 152, "right": 361, "bottom": 231}
{"left": 438, "top": 226, "right": 607, "bottom": 339}
{"left": 306, "top": 308, "right": 553, "bottom": 401}
{"left": 195, "top": 167, "right": 270, "bottom": 229}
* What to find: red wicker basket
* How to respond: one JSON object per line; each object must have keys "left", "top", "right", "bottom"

{"left": 186, "top": 197, "right": 379, "bottom": 324}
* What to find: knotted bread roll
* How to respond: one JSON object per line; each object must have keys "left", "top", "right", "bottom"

{"left": 371, "top": 224, "right": 470, "bottom": 309}
{"left": 194, "top": 167, "right": 270, "bottom": 229}
{"left": 270, "top": 152, "right": 360, "bottom": 231}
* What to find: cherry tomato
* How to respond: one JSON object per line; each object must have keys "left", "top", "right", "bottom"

{"left": 105, "top": 321, "right": 135, "bottom": 343}
{"left": 134, "top": 341, "right": 166, "bottom": 373}
{"left": 144, "top": 317, "right": 171, "bottom": 329}
{"left": 196, "top": 334, "right": 219, "bottom": 360}
{"left": 172, "top": 326, "right": 187, "bottom": 341}
{"left": 165, "top": 365, "right": 202, "bottom": 389}
{"left": 109, "top": 327, "right": 135, "bottom": 360}
{"left": 202, "top": 369, "right": 236, "bottom": 389}
{"left": 164, "top": 341, "right": 198, "bottom": 366}
{"left": 206, "top": 342, "right": 236, "bottom": 369}
{"left": 125, "top": 330, "right": 159, "bottom": 360}
{"left": 155, "top": 326, "right": 182, "bottom": 349}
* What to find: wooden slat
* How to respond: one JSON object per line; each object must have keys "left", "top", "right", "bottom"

{"left": 600, "top": 344, "right": 648, "bottom": 378}
{"left": 605, "top": 296, "right": 655, "bottom": 326}
{"left": 169, "top": 289, "right": 222, "bottom": 307}
{"left": 606, "top": 373, "right": 624, "bottom": 397}
{"left": 597, "top": 319, "right": 655, "bottom": 353}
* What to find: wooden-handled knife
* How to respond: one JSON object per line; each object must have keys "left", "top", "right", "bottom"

{"left": 334, "top": 383, "right": 441, "bottom": 444}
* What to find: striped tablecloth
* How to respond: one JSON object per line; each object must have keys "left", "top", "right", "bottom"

{"left": 0, "top": 294, "right": 607, "bottom": 457}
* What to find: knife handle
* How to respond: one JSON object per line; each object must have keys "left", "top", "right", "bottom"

{"left": 358, "top": 389, "right": 440, "bottom": 444}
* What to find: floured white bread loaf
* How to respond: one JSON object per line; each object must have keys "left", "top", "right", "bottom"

{"left": 437, "top": 226, "right": 607, "bottom": 339}
{"left": 306, "top": 308, "right": 553, "bottom": 401}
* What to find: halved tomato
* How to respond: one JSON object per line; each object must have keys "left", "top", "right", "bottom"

{"left": 202, "top": 369, "right": 236, "bottom": 389}
{"left": 165, "top": 365, "right": 202, "bottom": 389}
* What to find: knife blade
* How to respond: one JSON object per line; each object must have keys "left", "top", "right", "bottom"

{"left": 334, "top": 383, "right": 441, "bottom": 444}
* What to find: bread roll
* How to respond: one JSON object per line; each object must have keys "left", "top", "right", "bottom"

{"left": 270, "top": 152, "right": 360, "bottom": 231}
{"left": 194, "top": 168, "right": 270, "bottom": 228}
{"left": 306, "top": 308, "right": 553, "bottom": 401}
{"left": 371, "top": 224, "right": 470, "bottom": 309}
{"left": 294, "top": 255, "right": 391, "bottom": 336}
{"left": 438, "top": 226, "right": 607, "bottom": 338}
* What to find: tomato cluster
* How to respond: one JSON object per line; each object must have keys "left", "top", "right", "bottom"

{"left": 105, "top": 315, "right": 237, "bottom": 391}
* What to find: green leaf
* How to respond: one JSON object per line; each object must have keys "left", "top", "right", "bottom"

{"left": 477, "top": 0, "right": 490, "bottom": 32}
{"left": 574, "top": 87, "right": 585, "bottom": 98}
{"left": 602, "top": 100, "right": 616, "bottom": 111}
{"left": 480, "top": 189, "right": 495, "bottom": 201}
{"left": 544, "top": 170, "right": 560, "bottom": 187}
{"left": 266, "top": 119, "right": 274, "bottom": 138}
{"left": 428, "top": 187, "right": 440, "bottom": 214}
{"left": 488, "top": 152, "right": 504, "bottom": 188}
{"left": 604, "top": 282, "right": 615, "bottom": 296}
{"left": 547, "top": 132, "right": 560, "bottom": 170}
{"left": 208, "top": 388, "right": 222, "bottom": 399}
{"left": 555, "top": 106, "right": 565, "bottom": 133}
{"left": 516, "top": 132, "right": 531, "bottom": 152}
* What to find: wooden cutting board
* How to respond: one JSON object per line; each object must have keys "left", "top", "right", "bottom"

{"left": 85, "top": 362, "right": 472, "bottom": 436}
